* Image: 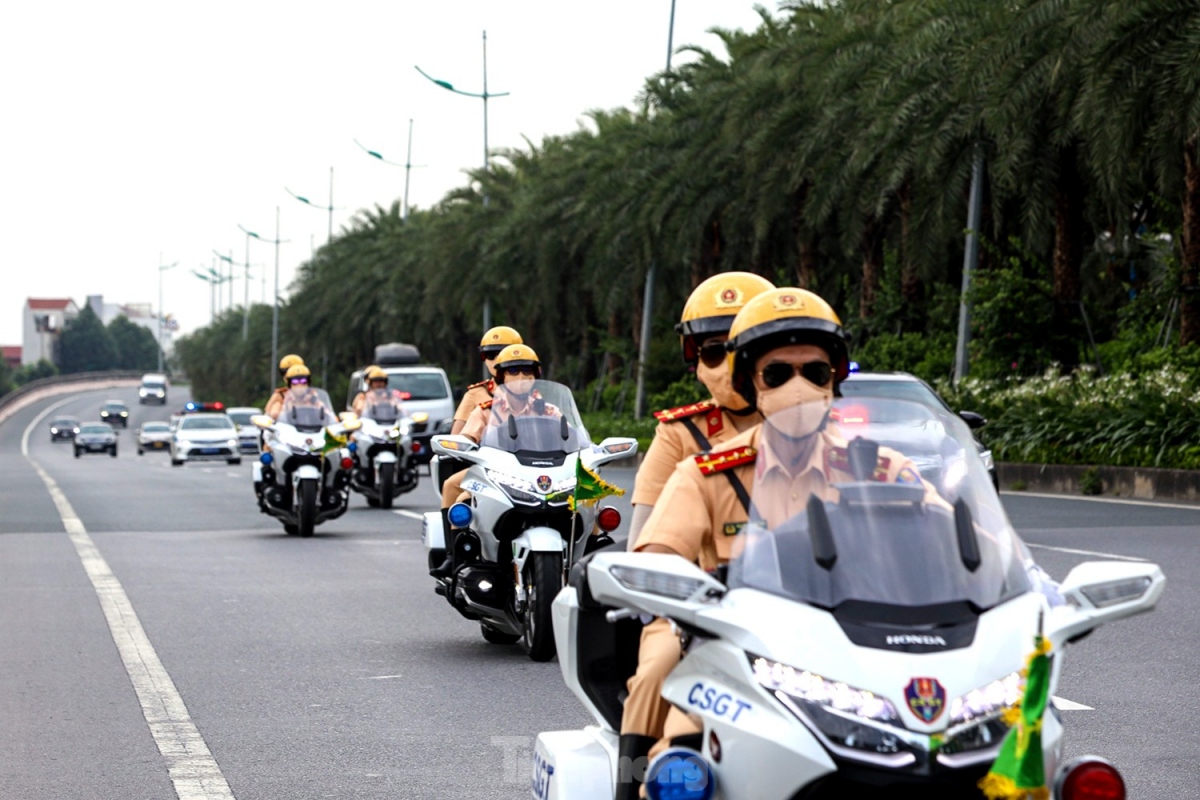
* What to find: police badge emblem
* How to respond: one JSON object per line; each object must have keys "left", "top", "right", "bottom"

{"left": 904, "top": 677, "right": 946, "bottom": 723}
{"left": 536, "top": 475, "right": 553, "bottom": 492}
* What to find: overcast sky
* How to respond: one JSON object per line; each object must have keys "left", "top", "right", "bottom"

{"left": 0, "top": 1, "right": 771, "bottom": 346}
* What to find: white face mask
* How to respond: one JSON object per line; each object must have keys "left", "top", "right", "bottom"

{"left": 696, "top": 360, "right": 750, "bottom": 411}
{"left": 505, "top": 376, "right": 535, "bottom": 396}
{"left": 758, "top": 371, "right": 833, "bottom": 439}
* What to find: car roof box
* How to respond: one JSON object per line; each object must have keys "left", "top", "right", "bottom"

{"left": 373, "top": 342, "right": 421, "bottom": 366}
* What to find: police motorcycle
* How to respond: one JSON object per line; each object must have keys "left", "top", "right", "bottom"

{"left": 346, "top": 387, "right": 422, "bottom": 509}
{"left": 252, "top": 386, "right": 359, "bottom": 537}
{"left": 423, "top": 380, "right": 636, "bottom": 662}
{"left": 538, "top": 397, "right": 1164, "bottom": 800}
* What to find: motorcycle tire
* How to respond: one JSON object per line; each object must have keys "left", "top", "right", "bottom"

{"left": 521, "top": 552, "right": 562, "bottom": 662}
{"left": 366, "top": 497, "right": 381, "bottom": 508}
{"left": 110, "top": 446, "right": 118, "bottom": 458}
{"left": 284, "top": 523, "right": 299, "bottom": 536}
{"left": 379, "top": 462, "right": 395, "bottom": 509}
{"left": 481, "top": 624, "right": 521, "bottom": 645}
{"left": 297, "top": 480, "right": 317, "bottom": 537}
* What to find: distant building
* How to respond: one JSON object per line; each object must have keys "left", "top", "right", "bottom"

{"left": 22, "top": 298, "right": 79, "bottom": 366}
{"left": 86, "top": 294, "right": 173, "bottom": 357}
{"left": 2, "top": 346, "right": 20, "bottom": 370}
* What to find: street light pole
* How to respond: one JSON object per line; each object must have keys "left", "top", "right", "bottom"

{"left": 356, "top": 123, "right": 422, "bottom": 223}
{"left": 214, "top": 250, "right": 255, "bottom": 340}
{"left": 634, "top": 0, "right": 677, "bottom": 420}
{"left": 156, "top": 254, "right": 179, "bottom": 373}
{"left": 417, "top": 30, "right": 510, "bottom": 373}
{"left": 241, "top": 210, "right": 289, "bottom": 391}
{"left": 286, "top": 166, "right": 340, "bottom": 245}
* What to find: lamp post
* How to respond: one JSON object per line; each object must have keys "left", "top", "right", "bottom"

{"left": 632, "top": 0, "right": 678, "bottom": 420}
{"left": 286, "top": 166, "right": 340, "bottom": 244}
{"left": 355, "top": 120, "right": 421, "bottom": 222}
{"left": 213, "top": 249, "right": 255, "bottom": 340}
{"left": 157, "top": 254, "right": 179, "bottom": 373}
{"left": 417, "top": 31, "right": 509, "bottom": 373}
{"left": 191, "top": 266, "right": 227, "bottom": 324}
{"left": 240, "top": 208, "right": 288, "bottom": 391}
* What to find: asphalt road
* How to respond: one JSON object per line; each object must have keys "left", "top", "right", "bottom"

{"left": 1, "top": 386, "right": 1197, "bottom": 798}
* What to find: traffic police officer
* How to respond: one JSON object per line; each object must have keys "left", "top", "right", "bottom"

{"left": 450, "top": 326, "right": 525, "bottom": 435}
{"left": 615, "top": 272, "right": 773, "bottom": 799}
{"left": 264, "top": 354, "right": 305, "bottom": 419}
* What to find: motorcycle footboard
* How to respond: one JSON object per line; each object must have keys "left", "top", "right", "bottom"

{"left": 533, "top": 730, "right": 614, "bottom": 800}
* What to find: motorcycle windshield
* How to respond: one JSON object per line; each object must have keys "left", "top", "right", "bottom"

{"left": 282, "top": 387, "right": 338, "bottom": 432}
{"left": 727, "top": 397, "right": 1030, "bottom": 612}
{"left": 362, "top": 388, "right": 403, "bottom": 424}
{"left": 479, "top": 380, "right": 591, "bottom": 455}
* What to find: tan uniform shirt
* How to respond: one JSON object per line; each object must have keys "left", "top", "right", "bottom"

{"left": 631, "top": 400, "right": 762, "bottom": 507}
{"left": 453, "top": 379, "right": 495, "bottom": 424}
{"left": 460, "top": 392, "right": 560, "bottom": 444}
{"left": 636, "top": 426, "right": 933, "bottom": 572}
{"left": 264, "top": 386, "right": 288, "bottom": 420}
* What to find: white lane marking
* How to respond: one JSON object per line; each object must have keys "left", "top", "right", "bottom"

{"left": 1003, "top": 490, "right": 1200, "bottom": 511}
{"left": 23, "top": 398, "right": 236, "bottom": 800}
{"left": 392, "top": 510, "right": 427, "bottom": 521}
{"left": 1025, "top": 543, "right": 1148, "bottom": 563}
{"left": 1052, "top": 696, "right": 1093, "bottom": 711}
{"left": 365, "top": 675, "right": 404, "bottom": 680}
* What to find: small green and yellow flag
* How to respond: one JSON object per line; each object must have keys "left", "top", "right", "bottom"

{"left": 978, "top": 634, "right": 1053, "bottom": 800}
{"left": 321, "top": 428, "right": 347, "bottom": 456}
{"left": 568, "top": 459, "right": 626, "bottom": 511}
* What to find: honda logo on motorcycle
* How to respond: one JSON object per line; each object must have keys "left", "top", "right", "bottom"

{"left": 904, "top": 677, "right": 946, "bottom": 724}
{"left": 536, "top": 474, "right": 552, "bottom": 492}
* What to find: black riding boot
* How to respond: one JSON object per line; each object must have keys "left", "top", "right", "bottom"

{"left": 429, "top": 508, "right": 456, "bottom": 578}
{"left": 614, "top": 733, "right": 656, "bottom": 800}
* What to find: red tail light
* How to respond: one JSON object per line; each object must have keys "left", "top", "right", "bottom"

{"left": 411, "top": 442, "right": 422, "bottom": 453}
{"left": 340, "top": 457, "right": 354, "bottom": 470}
{"left": 597, "top": 506, "right": 621, "bottom": 532}
{"left": 1058, "top": 758, "right": 1125, "bottom": 800}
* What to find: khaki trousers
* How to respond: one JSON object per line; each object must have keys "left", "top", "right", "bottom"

{"left": 620, "top": 617, "right": 680, "bottom": 737}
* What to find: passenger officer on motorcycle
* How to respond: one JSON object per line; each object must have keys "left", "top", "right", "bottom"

{"left": 351, "top": 366, "right": 398, "bottom": 416}
{"left": 614, "top": 273, "right": 774, "bottom": 797}
{"left": 430, "top": 344, "right": 551, "bottom": 578}
{"left": 451, "top": 326, "right": 524, "bottom": 435}
{"left": 265, "top": 354, "right": 305, "bottom": 419}
{"left": 629, "top": 288, "right": 934, "bottom": 781}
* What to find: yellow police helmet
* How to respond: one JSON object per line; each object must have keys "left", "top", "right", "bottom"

{"left": 727, "top": 288, "right": 849, "bottom": 403}
{"left": 284, "top": 364, "right": 312, "bottom": 381}
{"left": 676, "top": 272, "right": 775, "bottom": 364}
{"left": 493, "top": 344, "right": 542, "bottom": 379}
{"left": 479, "top": 326, "right": 524, "bottom": 361}
{"left": 364, "top": 366, "right": 388, "bottom": 381}
{"left": 278, "top": 353, "right": 305, "bottom": 376}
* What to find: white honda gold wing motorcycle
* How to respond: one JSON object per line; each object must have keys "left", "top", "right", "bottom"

{"left": 252, "top": 387, "right": 359, "bottom": 537}
{"left": 538, "top": 397, "right": 1164, "bottom": 800}
{"left": 423, "top": 380, "right": 636, "bottom": 662}
{"left": 347, "top": 387, "right": 422, "bottom": 509}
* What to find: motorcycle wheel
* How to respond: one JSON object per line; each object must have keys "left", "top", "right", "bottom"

{"left": 284, "top": 523, "right": 299, "bottom": 536}
{"left": 521, "top": 552, "right": 562, "bottom": 662}
{"left": 379, "top": 462, "right": 395, "bottom": 509}
{"left": 481, "top": 624, "right": 521, "bottom": 645}
{"left": 297, "top": 480, "right": 317, "bottom": 537}
{"left": 366, "top": 497, "right": 381, "bottom": 508}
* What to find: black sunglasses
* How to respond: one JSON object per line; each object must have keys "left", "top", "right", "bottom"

{"left": 698, "top": 341, "right": 728, "bottom": 369}
{"left": 503, "top": 366, "right": 536, "bottom": 377}
{"left": 479, "top": 345, "right": 506, "bottom": 361}
{"left": 289, "top": 377, "right": 309, "bottom": 385}
{"left": 757, "top": 361, "right": 833, "bottom": 389}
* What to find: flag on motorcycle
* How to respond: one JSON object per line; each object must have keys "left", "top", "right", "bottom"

{"left": 321, "top": 428, "right": 347, "bottom": 456}
{"left": 978, "top": 633, "right": 1052, "bottom": 800}
{"left": 568, "top": 459, "right": 625, "bottom": 511}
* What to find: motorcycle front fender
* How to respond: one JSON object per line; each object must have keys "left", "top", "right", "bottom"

{"left": 512, "top": 526, "right": 565, "bottom": 573}
{"left": 293, "top": 464, "right": 322, "bottom": 483}
{"left": 373, "top": 450, "right": 399, "bottom": 464}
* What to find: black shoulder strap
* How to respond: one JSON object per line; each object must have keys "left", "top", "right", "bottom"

{"left": 681, "top": 417, "right": 751, "bottom": 513}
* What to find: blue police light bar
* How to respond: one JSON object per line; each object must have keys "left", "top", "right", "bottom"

{"left": 185, "top": 402, "right": 199, "bottom": 411}
{"left": 645, "top": 749, "right": 715, "bottom": 800}
{"left": 848, "top": 361, "right": 860, "bottom": 373}
{"left": 447, "top": 503, "right": 473, "bottom": 529}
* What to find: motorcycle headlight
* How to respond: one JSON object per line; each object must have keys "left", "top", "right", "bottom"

{"left": 750, "top": 655, "right": 911, "bottom": 760}
{"left": 486, "top": 469, "right": 542, "bottom": 505}
{"left": 939, "top": 671, "right": 1023, "bottom": 755}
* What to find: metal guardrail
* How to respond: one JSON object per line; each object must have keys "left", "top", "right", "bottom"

{"left": 0, "top": 370, "right": 145, "bottom": 415}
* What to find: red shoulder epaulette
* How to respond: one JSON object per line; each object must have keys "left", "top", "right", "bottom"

{"left": 695, "top": 445, "right": 757, "bottom": 476}
{"left": 826, "top": 446, "right": 891, "bottom": 481}
{"left": 468, "top": 378, "right": 496, "bottom": 394}
{"left": 479, "top": 399, "right": 494, "bottom": 410}
{"left": 654, "top": 399, "right": 718, "bottom": 423}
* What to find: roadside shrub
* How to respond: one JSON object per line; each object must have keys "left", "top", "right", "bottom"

{"left": 1079, "top": 467, "right": 1102, "bottom": 495}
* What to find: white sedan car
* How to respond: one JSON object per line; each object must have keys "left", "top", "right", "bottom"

{"left": 171, "top": 413, "right": 242, "bottom": 466}
{"left": 225, "top": 406, "right": 264, "bottom": 454}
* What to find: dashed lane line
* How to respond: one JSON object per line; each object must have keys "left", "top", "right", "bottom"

{"left": 1052, "top": 697, "right": 1094, "bottom": 711}
{"left": 1024, "top": 543, "right": 1148, "bottom": 563}
{"left": 392, "top": 509, "right": 427, "bottom": 522}
{"left": 22, "top": 397, "right": 236, "bottom": 800}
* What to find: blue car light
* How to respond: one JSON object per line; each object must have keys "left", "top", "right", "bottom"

{"left": 645, "top": 749, "right": 715, "bottom": 800}
{"left": 848, "top": 361, "right": 860, "bottom": 373}
{"left": 259, "top": 452, "right": 273, "bottom": 465}
{"left": 447, "top": 502, "right": 473, "bottom": 529}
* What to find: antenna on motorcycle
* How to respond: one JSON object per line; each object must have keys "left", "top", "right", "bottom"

{"left": 508, "top": 413, "right": 519, "bottom": 440}
{"left": 954, "top": 498, "right": 982, "bottom": 572}
{"left": 806, "top": 495, "right": 837, "bottom": 570}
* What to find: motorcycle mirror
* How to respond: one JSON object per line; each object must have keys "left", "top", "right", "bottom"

{"left": 806, "top": 495, "right": 837, "bottom": 570}
{"left": 343, "top": 418, "right": 362, "bottom": 432}
{"left": 338, "top": 411, "right": 358, "bottom": 422}
{"left": 954, "top": 498, "right": 982, "bottom": 572}
{"left": 251, "top": 415, "right": 275, "bottom": 429}
{"left": 959, "top": 410, "right": 987, "bottom": 429}
{"left": 412, "top": 412, "right": 429, "bottom": 423}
